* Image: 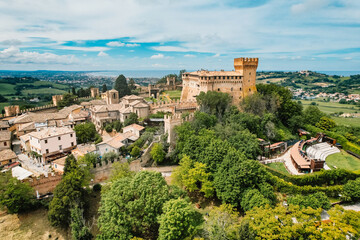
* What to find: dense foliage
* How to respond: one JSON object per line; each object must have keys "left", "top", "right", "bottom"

{"left": 0, "top": 172, "right": 34, "bottom": 213}
{"left": 114, "top": 74, "right": 131, "bottom": 98}
{"left": 74, "top": 122, "right": 101, "bottom": 144}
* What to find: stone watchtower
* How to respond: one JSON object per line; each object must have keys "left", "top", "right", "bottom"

{"left": 90, "top": 88, "right": 100, "bottom": 98}
{"left": 234, "top": 57, "right": 258, "bottom": 98}
{"left": 4, "top": 105, "right": 20, "bottom": 117}
{"left": 105, "top": 89, "right": 119, "bottom": 104}
{"left": 52, "top": 95, "right": 64, "bottom": 107}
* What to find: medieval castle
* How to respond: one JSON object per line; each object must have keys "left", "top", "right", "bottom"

{"left": 181, "top": 57, "right": 258, "bottom": 105}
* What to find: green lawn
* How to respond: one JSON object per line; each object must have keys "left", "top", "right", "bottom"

{"left": 266, "top": 162, "right": 290, "bottom": 175}
{"left": 163, "top": 90, "right": 182, "bottom": 99}
{"left": 22, "top": 88, "right": 67, "bottom": 95}
{"left": 0, "top": 84, "right": 16, "bottom": 95}
{"left": 326, "top": 150, "right": 360, "bottom": 171}
{"left": 300, "top": 100, "right": 359, "bottom": 114}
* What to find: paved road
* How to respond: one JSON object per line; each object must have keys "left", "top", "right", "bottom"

{"left": 342, "top": 203, "right": 360, "bottom": 211}
{"left": 266, "top": 148, "right": 303, "bottom": 175}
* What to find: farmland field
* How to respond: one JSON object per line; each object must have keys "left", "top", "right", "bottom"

{"left": 22, "top": 88, "right": 67, "bottom": 95}
{"left": 0, "top": 83, "right": 16, "bottom": 95}
{"left": 300, "top": 100, "right": 359, "bottom": 114}
{"left": 333, "top": 117, "right": 360, "bottom": 127}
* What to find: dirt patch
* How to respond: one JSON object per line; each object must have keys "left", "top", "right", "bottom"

{"left": 0, "top": 208, "right": 68, "bottom": 240}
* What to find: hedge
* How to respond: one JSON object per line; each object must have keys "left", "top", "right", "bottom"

{"left": 264, "top": 165, "right": 359, "bottom": 186}
{"left": 268, "top": 175, "right": 343, "bottom": 198}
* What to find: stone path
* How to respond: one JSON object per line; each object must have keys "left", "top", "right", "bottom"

{"left": 266, "top": 148, "right": 303, "bottom": 175}
{"left": 17, "top": 154, "right": 51, "bottom": 176}
{"left": 341, "top": 202, "right": 360, "bottom": 211}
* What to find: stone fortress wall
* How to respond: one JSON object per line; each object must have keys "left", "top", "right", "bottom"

{"left": 181, "top": 57, "right": 258, "bottom": 105}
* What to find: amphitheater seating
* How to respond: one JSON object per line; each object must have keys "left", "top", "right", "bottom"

{"left": 306, "top": 142, "right": 340, "bottom": 161}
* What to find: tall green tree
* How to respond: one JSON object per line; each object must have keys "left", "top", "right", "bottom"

{"left": 97, "top": 171, "right": 171, "bottom": 239}
{"left": 196, "top": 91, "right": 231, "bottom": 117}
{"left": 58, "top": 93, "right": 79, "bottom": 108}
{"left": 102, "top": 84, "right": 107, "bottom": 93}
{"left": 342, "top": 178, "right": 360, "bottom": 202}
{"left": 288, "top": 192, "right": 331, "bottom": 210}
{"left": 303, "top": 105, "right": 326, "bottom": 126}
{"left": 150, "top": 143, "right": 166, "bottom": 164}
{"left": 124, "top": 113, "right": 138, "bottom": 126}
{"left": 74, "top": 122, "right": 97, "bottom": 144}
{"left": 70, "top": 205, "right": 93, "bottom": 240}
{"left": 72, "top": 87, "right": 76, "bottom": 95}
{"left": 129, "top": 78, "right": 136, "bottom": 90}
{"left": 48, "top": 163, "right": 90, "bottom": 226}
{"left": 158, "top": 198, "right": 202, "bottom": 240}
{"left": 114, "top": 74, "right": 131, "bottom": 98}
{"left": 0, "top": 172, "right": 34, "bottom": 213}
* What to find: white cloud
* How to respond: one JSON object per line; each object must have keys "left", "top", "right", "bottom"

{"left": 291, "top": 0, "right": 328, "bottom": 14}
{"left": 125, "top": 43, "right": 140, "bottom": 47}
{"left": 59, "top": 46, "right": 110, "bottom": 52}
{"left": 106, "top": 41, "right": 125, "bottom": 47}
{"left": 152, "top": 46, "right": 190, "bottom": 52}
{"left": 184, "top": 54, "right": 196, "bottom": 58}
{"left": 1, "top": 39, "right": 22, "bottom": 46}
{"left": 97, "top": 51, "right": 108, "bottom": 57}
{"left": 343, "top": 57, "right": 352, "bottom": 60}
{"left": 0, "top": 46, "right": 76, "bottom": 64}
{"left": 213, "top": 53, "right": 221, "bottom": 58}
{"left": 150, "top": 53, "right": 164, "bottom": 59}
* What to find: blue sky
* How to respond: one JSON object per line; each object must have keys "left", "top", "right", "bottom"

{"left": 0, "top": 0, "right": 359, "bottom": 71}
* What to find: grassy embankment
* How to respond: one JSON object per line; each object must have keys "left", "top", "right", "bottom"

{"left": 326, "top": 150, "right": 360, "bottom": 171}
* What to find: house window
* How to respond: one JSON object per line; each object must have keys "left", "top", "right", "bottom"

{"left": 249, "top": 88, "right": 251, "bottom": 92}
{"left": 59, "top": 145, "right": 62, "bottom": 150}
{"left": 70, "top": 134, "right": 73, "bottom": 138}
{"left": 71, "top": 142, "right": 74, "bottom": 147}
{"left": 46, "top": 149, "right": 49, "bottom": 154}
{"left": 4, "top": 142, "right": 6, "bottom": 146}
{"left": 45, "top": 140, "right": 48, "bottom": 144}
{"left": 240, "top": 88, "right": 242, "bottom": 91}
{"left": 218, "top": 88, "right": 220, "bottom": 91}
{"left": 58, "top": 136, "right": 61, "bottom": 140}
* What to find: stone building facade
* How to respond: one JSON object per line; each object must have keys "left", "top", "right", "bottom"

{"left": 90, "top": 88, "right": 100, "bottom": 98}
{"left": 101, "top": 89, "right": 119, "bottom": 104}
{"left": 181, "top": 57, "right": 258, "bottom": 105}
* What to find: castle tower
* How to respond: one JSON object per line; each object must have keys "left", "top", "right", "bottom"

{"left": 234, "top": 58, "right": 258, "bottom": 97}
{"left": 164, "top": 114, "right": 183, "bottom": 146}
{"left": 52, "top": 95, "right": 64, "bottom": 106}
{"left": 105, "top": 89, "right": 119, "bottom": 104}
{"left": 166, "top": 77, "right": 176, "bottom": 86}
{"left": 4, "top": 105, "right": 20, "bottom": 117}
{"left": 90, "top": 88, "right": 100, "bottom": 98}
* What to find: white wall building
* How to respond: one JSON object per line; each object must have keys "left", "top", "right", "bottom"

{"left": 28, "top": 127, "right": 77, "bottom": 164}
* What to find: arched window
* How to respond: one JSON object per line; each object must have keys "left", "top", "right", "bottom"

{"left": 218, "top": 88, "right": 220, "bottom": 91}
{"left": 240, "top": 87, "right": 242, "bottom": 91}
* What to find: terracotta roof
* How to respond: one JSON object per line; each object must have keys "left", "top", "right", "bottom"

{"left": 290, "top": 141, "right": 310, "bottom": 168}
{"left": 18, "top": 122, "right": 35, "bottom": 132}
{"left": 122, "top": 95, "right": 143, "bottom": 100}
{"left": 0, "top": 149, "right": 17, "bottom": 161}
{"left": 89, "top": 99, "right": 106, "bottom": 105}
{"left": 0, "top": 121, "right": 9, "bottom": 129}
{"left": 0, "top": 131, "right": 11, "bottom": 142}
{"left": 52, "top": 156, "right": 67, "bottom": 166}
{"left": 28, "top": 127, "right": 74, "bottom": 140}
{"left": 97, "top": 132, "right": 136, "bottom": 149}
{"left": 72, "top": 144, "right": 96, "bottom": 158}
{"left": 129, "top": 100, "right": 141, "bottom": 106}
{"left": 20, "top": 133, "right": 31, "bottom": 142}
{"left": 80, "top": 101, "right": 91, "bottom": 106}
{"left": 58, "top": 105, "right": 82, "bottom": 116}
{"left": 132, "top": 102, "right": 149, "bottom": 108}
{"left": 14, "top": 112, "right": 66, "bottom": 124}
{"left": 123, "top": 123, "right": 145, "bottom": 132}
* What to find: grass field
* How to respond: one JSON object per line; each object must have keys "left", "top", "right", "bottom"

{"left": 300, "top": 100, "right": 359, "bottom": 114}
{"left": 22, "top": 88, "right": 67, "bottom": 95}
{"left": 266, "top": 162, "right": 290, "bottom": 175}
{"left": 0, "top": 83, "right": 16, "bottom": 95}
{"left": 326, "top": 150, "right": 360, "bottom": 171}
{"left": 163, "top": 90, "right": 181, "bottom": 99}
{"left": 333, "top": 117, "right": 360, "bottom": 127}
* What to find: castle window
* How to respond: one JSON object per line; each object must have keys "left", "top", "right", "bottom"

{"left": 45, "top": 140, "right": 48, "bottom": 144}
{"left": 113, "top": 93, "right": 116, "bottom": 99}
{"left": 227, "top": 76, "right": 230, "bottom": 79}
{"left": 231, "top": 76, "right": 234, "bottom": 79}
{"left": 231, "top": 87, "right": 233, "bottom": 91}
{"left": 249, "top": 88, "right": 251, "bottom": 92}
{"left": 223, "top": 76, "right": 225, "bottom": 79}
{"left": 218, "top": 88, "right": 220, "bottom": 91}
{"left": 240, "top": 88, "right": 242, "bottom": 91}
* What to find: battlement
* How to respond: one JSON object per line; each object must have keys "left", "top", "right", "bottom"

{"left": 90, "top": 88, "right": 100, "bottom": 98}
{"left": 234, "top": 57, "right": 259, "bottom": 71}
{"left": 164, "top": 112, "right": 194, "bottom": 122}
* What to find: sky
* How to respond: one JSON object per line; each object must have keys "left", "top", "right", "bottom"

{"left": 0, "top": 0, "right": 359, "bottom": 71}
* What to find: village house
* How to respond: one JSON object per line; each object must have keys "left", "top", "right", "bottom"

{"left": 96, "top": 131, "right": 138, "bottom": 156}
{"left": 0, "top": 131, "right": 11, "bottom": 151}
{"left": 0, "top": 149, "right": 17, "bottom": 167}
{"left": 89, "top": 93, "right": 149, "bottom": 130}
{"left": 71, "top": 144, "right": 96, "bottom": 159}
{"left": 122, "top": 123, "right": 145, "bottom": 138}
{"left": 28, "top": 127, "right": 77, "bottom": 164}
{"left": 51, "top": 156, "right": 66, "bottom": 173}
{"left": 0, "top": 120, "right": 10, "bottom": 131}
